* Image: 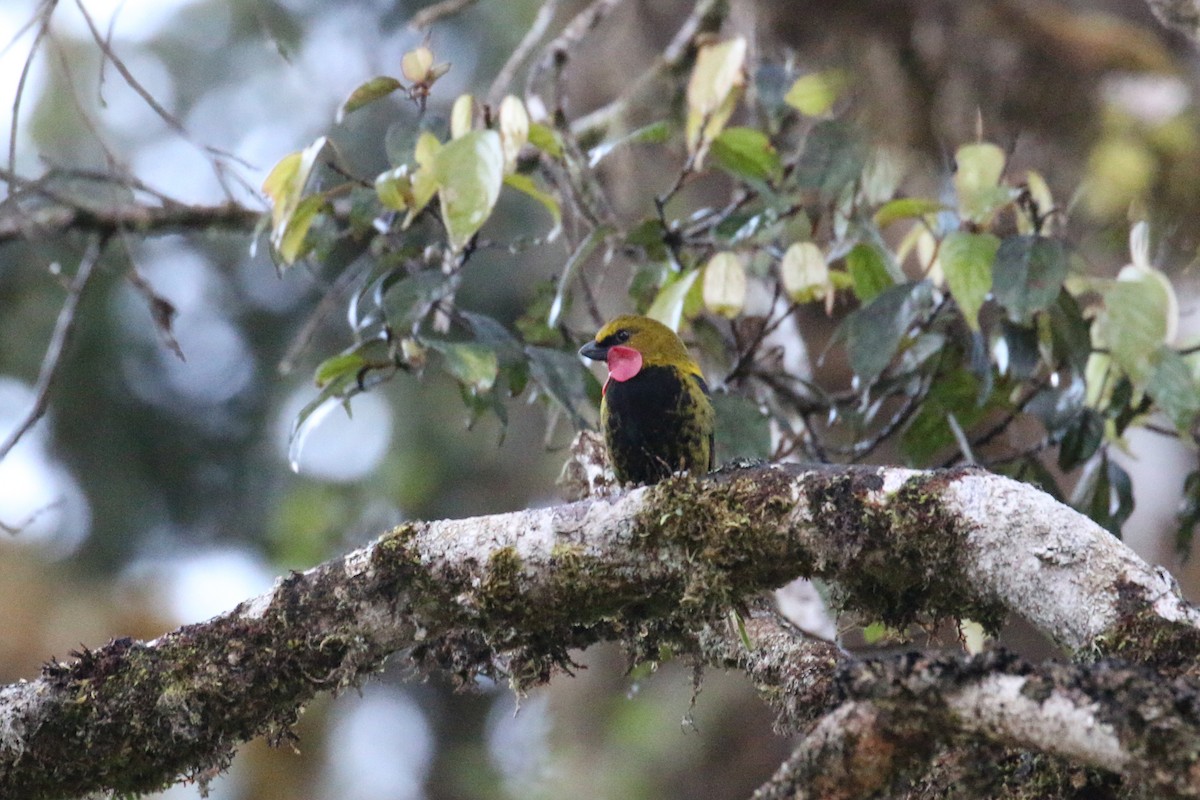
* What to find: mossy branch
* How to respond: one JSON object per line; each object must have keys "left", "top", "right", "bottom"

{"left": 1, "top": 464, "right": 1198, "bottom": 798}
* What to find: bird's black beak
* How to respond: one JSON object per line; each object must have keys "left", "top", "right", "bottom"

{"left": 579, "top": 341, "right": 607, "bottom": 361}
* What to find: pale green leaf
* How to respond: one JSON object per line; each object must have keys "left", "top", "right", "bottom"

{"left": 503, "top": 173, "right": 561, "bottom": 226}
{"left": 432, "top": 130, "right": 504, "bottom": 251}
{"left": 528, "top": 122, "right": 564, "bottom": 159}
{"left": 1148, "top": 347, "right": 1200, "bottom": 432}
{"left": 401, "top": 46, "right": 434, "bottom": 83}
{"left": 873, "top": 197, "right": 945, "bottom": 228}
{"left": 846, "top": 242, "right": 894, "bottom": 303}
{"left": 783, "top": 69, "right": 850, "bottom": 116}
{"left": 940, "top": 231, "right": 998, "bottom": 330}
{"left": 375, "top": 165, "right": 412, "bottom": 211}
{"left": 1098, "top": 264, "right": 1177, "bottom": 383}
{"left": 450, "top": 93, "right": 474, "bottom": 139}
{"left": 955, "top": 142, "right": 1010, "bottom": 223}
{"left": 709, "top": 127, "right": 780, "bottom": 184}
{"left": 647, "top": 269, "right": 702, "bottom": 331}
{"left": 685, "top": 37, "right": 747, "bottom": 162}
{"left": 275, "top": 194, "right": 326, "bottom": 264}
{"left": 337, "top": 76, "right": 404, "bottom": 123}
{"left": 498, "top": 95, "right": 529, "bottom": 173}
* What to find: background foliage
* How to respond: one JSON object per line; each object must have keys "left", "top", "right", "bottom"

{"left": 2, "top": 0, "right": 1200, "bottom": 797}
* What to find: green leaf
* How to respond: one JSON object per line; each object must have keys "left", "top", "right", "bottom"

{"left": 373, "top": 270, "right": 455, "bottom": 333}
{"left": 425, "top": 340, "right": 499, "bottom": 394}
{"left": 846, "top": 242, "right": 894, "bottom": 303}
{"left": 940, "top": 231, "right": 997, "bottom": 330}
{"left": 1148, "top": 346, "right": 1200, "bottom": 432}
{"left": 277, "top": 194, "right": 327, "bottom": 265}
{"left": 337, "top": 76, "right": 404, "bottom": 123}
{"left": 432, "top": 129, "right": 504, "bottom": 251}
{"left": 263, "top": 136, "right": 330, "bottom": 266}
{"left": 1074, "top": 453, "right": 1134, "bottom": 538}
{"left": 709, "top": 127, "right": 780, "bottom": 184}
{"left": 900, "top": 366, "right": 991, "bottom": 465}
{"left": 503, "top": 173, "right": 561, "bottom": 227}
{"left": 1097, "top": 264, "right": 1177, "bottom": 384}
{"left": 1048, "top": 290, "right": 1092, "bottom": 375}
{"left": 955, "top": 142, "right": 1011, "bottom": 223}
{"left": 992, "top": 236, "right": 1067, "bottom": 324}
{"left": 712, "top": 392, "right": 771, "bottom": 462}
{"left": 288, "top": 338, "right": 397, "bottom": 470}
{"left": 528, "top": 122, "right": 564, "bottom": 159}
{"left": 840, "top": 281, "right": 933, "bottom": 384}
{"left": 587, "top": 121, "right": 672, "bottom": 167}
{"left": 783, "top": 69, "right": 850, "bottom": 116}
{"left": 1057, "top": 408, "right": 1104, "bottom": 472}
{"left": 527, "top": 345, "right": 598, "bottom": 429}
{"left": 647, "top": 268, "right": 702, "bottom": 331}
{"left": 375, "top": 165, "right": 413, "bottom": 211}
{"left": 548, "top": 225, "right": 612, "bottom": 327}
{"left": 794, "top": 120, "right": 866, "bottom": 201}
{"left": 872, "top": 197, "right": 945, "bottom": 228}
{"left": 313, "top": 338, "right": 395, "bottom": 390}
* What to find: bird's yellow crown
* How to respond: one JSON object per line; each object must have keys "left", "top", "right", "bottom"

{"left": 591, "top": 315, "right": 702, "bottom": 375}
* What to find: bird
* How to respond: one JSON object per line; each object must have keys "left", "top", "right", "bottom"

{"left": 579, "top": 314, "right": 715, "bottom": 485}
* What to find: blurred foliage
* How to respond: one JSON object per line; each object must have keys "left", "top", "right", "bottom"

{"left": 265, "top": 30, "right": 1200, "bottom": 553}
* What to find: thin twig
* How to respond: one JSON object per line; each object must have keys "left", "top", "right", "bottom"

{"left": 0, "top": 235, "right": 108, "bottom": 461}
{"left": 487, "top": 0, "right": 561, "bottom": 106}
{"left": 408, "top": 0, "right": 480, "bottom": 29}
{"left": 527, "top": 0, "right": 625, "bottom": 109}
{"left": 278, "top": 260, "right": 374, "bottom": 376}
{"left": 6, "top": 1, "right": 54, "bottom": 181}
{"left": 570, "top": 0, "right": 728, "bottom": 139}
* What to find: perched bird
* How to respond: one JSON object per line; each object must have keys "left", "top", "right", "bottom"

{"left": 579, "top": 315, "right": 715, "bottom": 485}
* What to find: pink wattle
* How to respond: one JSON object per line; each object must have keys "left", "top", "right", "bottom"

{"left": 606, "top": 345, "right": 643, "bottom": 383}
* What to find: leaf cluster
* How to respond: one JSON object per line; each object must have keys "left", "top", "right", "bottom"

{"left": 260, "top": 38, "right": 1200, "bottom": 549}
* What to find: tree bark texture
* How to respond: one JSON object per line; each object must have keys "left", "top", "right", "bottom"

{"left": 1, "top": 464, "right": 1198, "bottom": 799}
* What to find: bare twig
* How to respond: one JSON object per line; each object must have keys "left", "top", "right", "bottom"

{"left": 5, "top": 1, "right": 54, "bottom": 180}
{"left": 0, "top": 235, "right": 107, "bottom": 461}
{"left": 570, "top": 0, "right": 728, "bottom": 139}
{"left": 408, "top": 0, "right": 480, "bottom": 29}
{"left": 487, "top": 0, "right": 561, "bottom": 106}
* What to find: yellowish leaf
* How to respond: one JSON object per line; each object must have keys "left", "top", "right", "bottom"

{"left": 703, "top": 252, "right": 746, "bottom": 318}
{"left": 498, "top": 95, "right": 529, "bottom": 174}
{"left": 779, "top": 242, "right": 829, "bottom": 303}
{"left": 685, "top": 37, "right": 747, "bottom": 165}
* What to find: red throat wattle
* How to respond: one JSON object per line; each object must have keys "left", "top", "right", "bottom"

{"left": 603, "top": 345, "right": 642, "bottom": 395}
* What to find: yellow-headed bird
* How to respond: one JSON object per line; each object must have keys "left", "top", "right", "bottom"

{"left": 579, "top": 315, "right": 715, "bottom": 485}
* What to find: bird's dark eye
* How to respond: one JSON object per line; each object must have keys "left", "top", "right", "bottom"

{"left": 616, "top": 329, "right": 631, "bottom": 343}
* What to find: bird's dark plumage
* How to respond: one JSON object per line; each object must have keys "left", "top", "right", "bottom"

{"left": 580, "top": 315, "right": 715, "bottom": 485}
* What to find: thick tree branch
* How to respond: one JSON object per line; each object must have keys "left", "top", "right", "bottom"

{"left": 756, "top": 650, "right": 1200, "bottom": 799}
{"left": 1, "top": 464, "right": 1198, "bottom": 798}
